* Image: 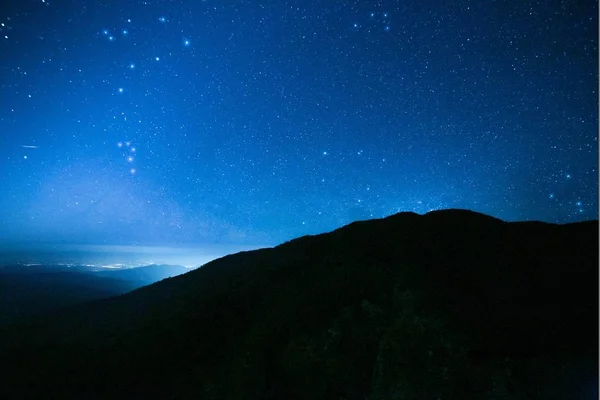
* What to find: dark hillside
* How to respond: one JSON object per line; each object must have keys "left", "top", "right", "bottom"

{"left": 0, "top": 209, "right": 597, "bottom": 399}
{"left": 0, "top": 270, "right": 136, "bottom": 325}
{"left": 0, "top": 264, "right": 188, "bottom": 325}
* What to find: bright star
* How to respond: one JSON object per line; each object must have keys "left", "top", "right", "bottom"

{"left": 183, "top": 39, "right": 191, "bottom": 46}
{"left": 155, "top": 56, "right": 160, "bottom": 61}
{"left": 127, "top": 156, "right": 134, "bottom": 162}
{"left": 129, "top": 63, "right": 135, "bottom": 69}
{"left": 159, "top": 16, "right": 166, "bottom": 23}
{"left": 118, "top": 88, "right": 124, "bottom": 93}
{"left": 117, "top": 142, "right": 123, "bottom": 148}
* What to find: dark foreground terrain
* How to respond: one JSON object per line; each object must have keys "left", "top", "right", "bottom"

{"left": 0, "top": 264, "right": 188, "bottom": 324}
{"left": 0, "top": 209, "right": 597, "bottom": 399}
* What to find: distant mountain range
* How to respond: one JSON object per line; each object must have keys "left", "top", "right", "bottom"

{"left": 0, "top": 209, "right": 597, "bottom": 399}
{"left": 0, "top": 263, "right": 188, "bottom": 324}
{"left": 93, "top": 263, "right": 190, "bottom": 285}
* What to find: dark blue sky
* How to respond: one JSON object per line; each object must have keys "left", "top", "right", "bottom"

{"left": 0, "top": 0, "right": 597, "bottom": 248}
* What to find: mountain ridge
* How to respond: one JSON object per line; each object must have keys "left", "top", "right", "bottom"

{"left": 0, "top": 209, "right": 597, "bottom": 399}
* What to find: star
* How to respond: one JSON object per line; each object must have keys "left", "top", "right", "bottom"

{"left": 117, "top": 142, "right": 123, "bottom": 148}
{"left": 127, "top": 156, "right": 134, "bottom": 162}
{"left": 128, "top": 63, "right": 135, "bottom": 69}
{"left": 118, "top": 88, "right": 124, "bottom": 93}
{"left": 159, "top": 16, "right": 166, "bottom": 23}
{"left": 183, "top": 38, "right": 191, "bottom": 47}
{"left": 130, "top": 168, "right": 136, "bottom": 174}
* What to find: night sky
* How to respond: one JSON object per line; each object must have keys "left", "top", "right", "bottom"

{"left": 0, "top": 0, "right": 597, "bottom": 251}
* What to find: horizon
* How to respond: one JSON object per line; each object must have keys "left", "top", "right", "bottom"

{"left": 1, "top": 207, "right": 597, "bottom": 268}
{"left": 0, "top": 241, "right": 268, "bottom": 269}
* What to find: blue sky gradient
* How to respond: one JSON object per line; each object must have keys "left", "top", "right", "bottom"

{"left": 0, "top": 0, "right": 597, "bottom": 252}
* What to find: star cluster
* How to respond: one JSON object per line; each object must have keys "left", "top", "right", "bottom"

{"left": 0, "top": 0, "right": 597, "bottom": 248}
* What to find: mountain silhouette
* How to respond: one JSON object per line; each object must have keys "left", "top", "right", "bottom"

{"left": 92, "top": 263, "right": 189, "bottom": 285}
{"left": 0, "top": 209, "right": 597, "bottom": 399}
